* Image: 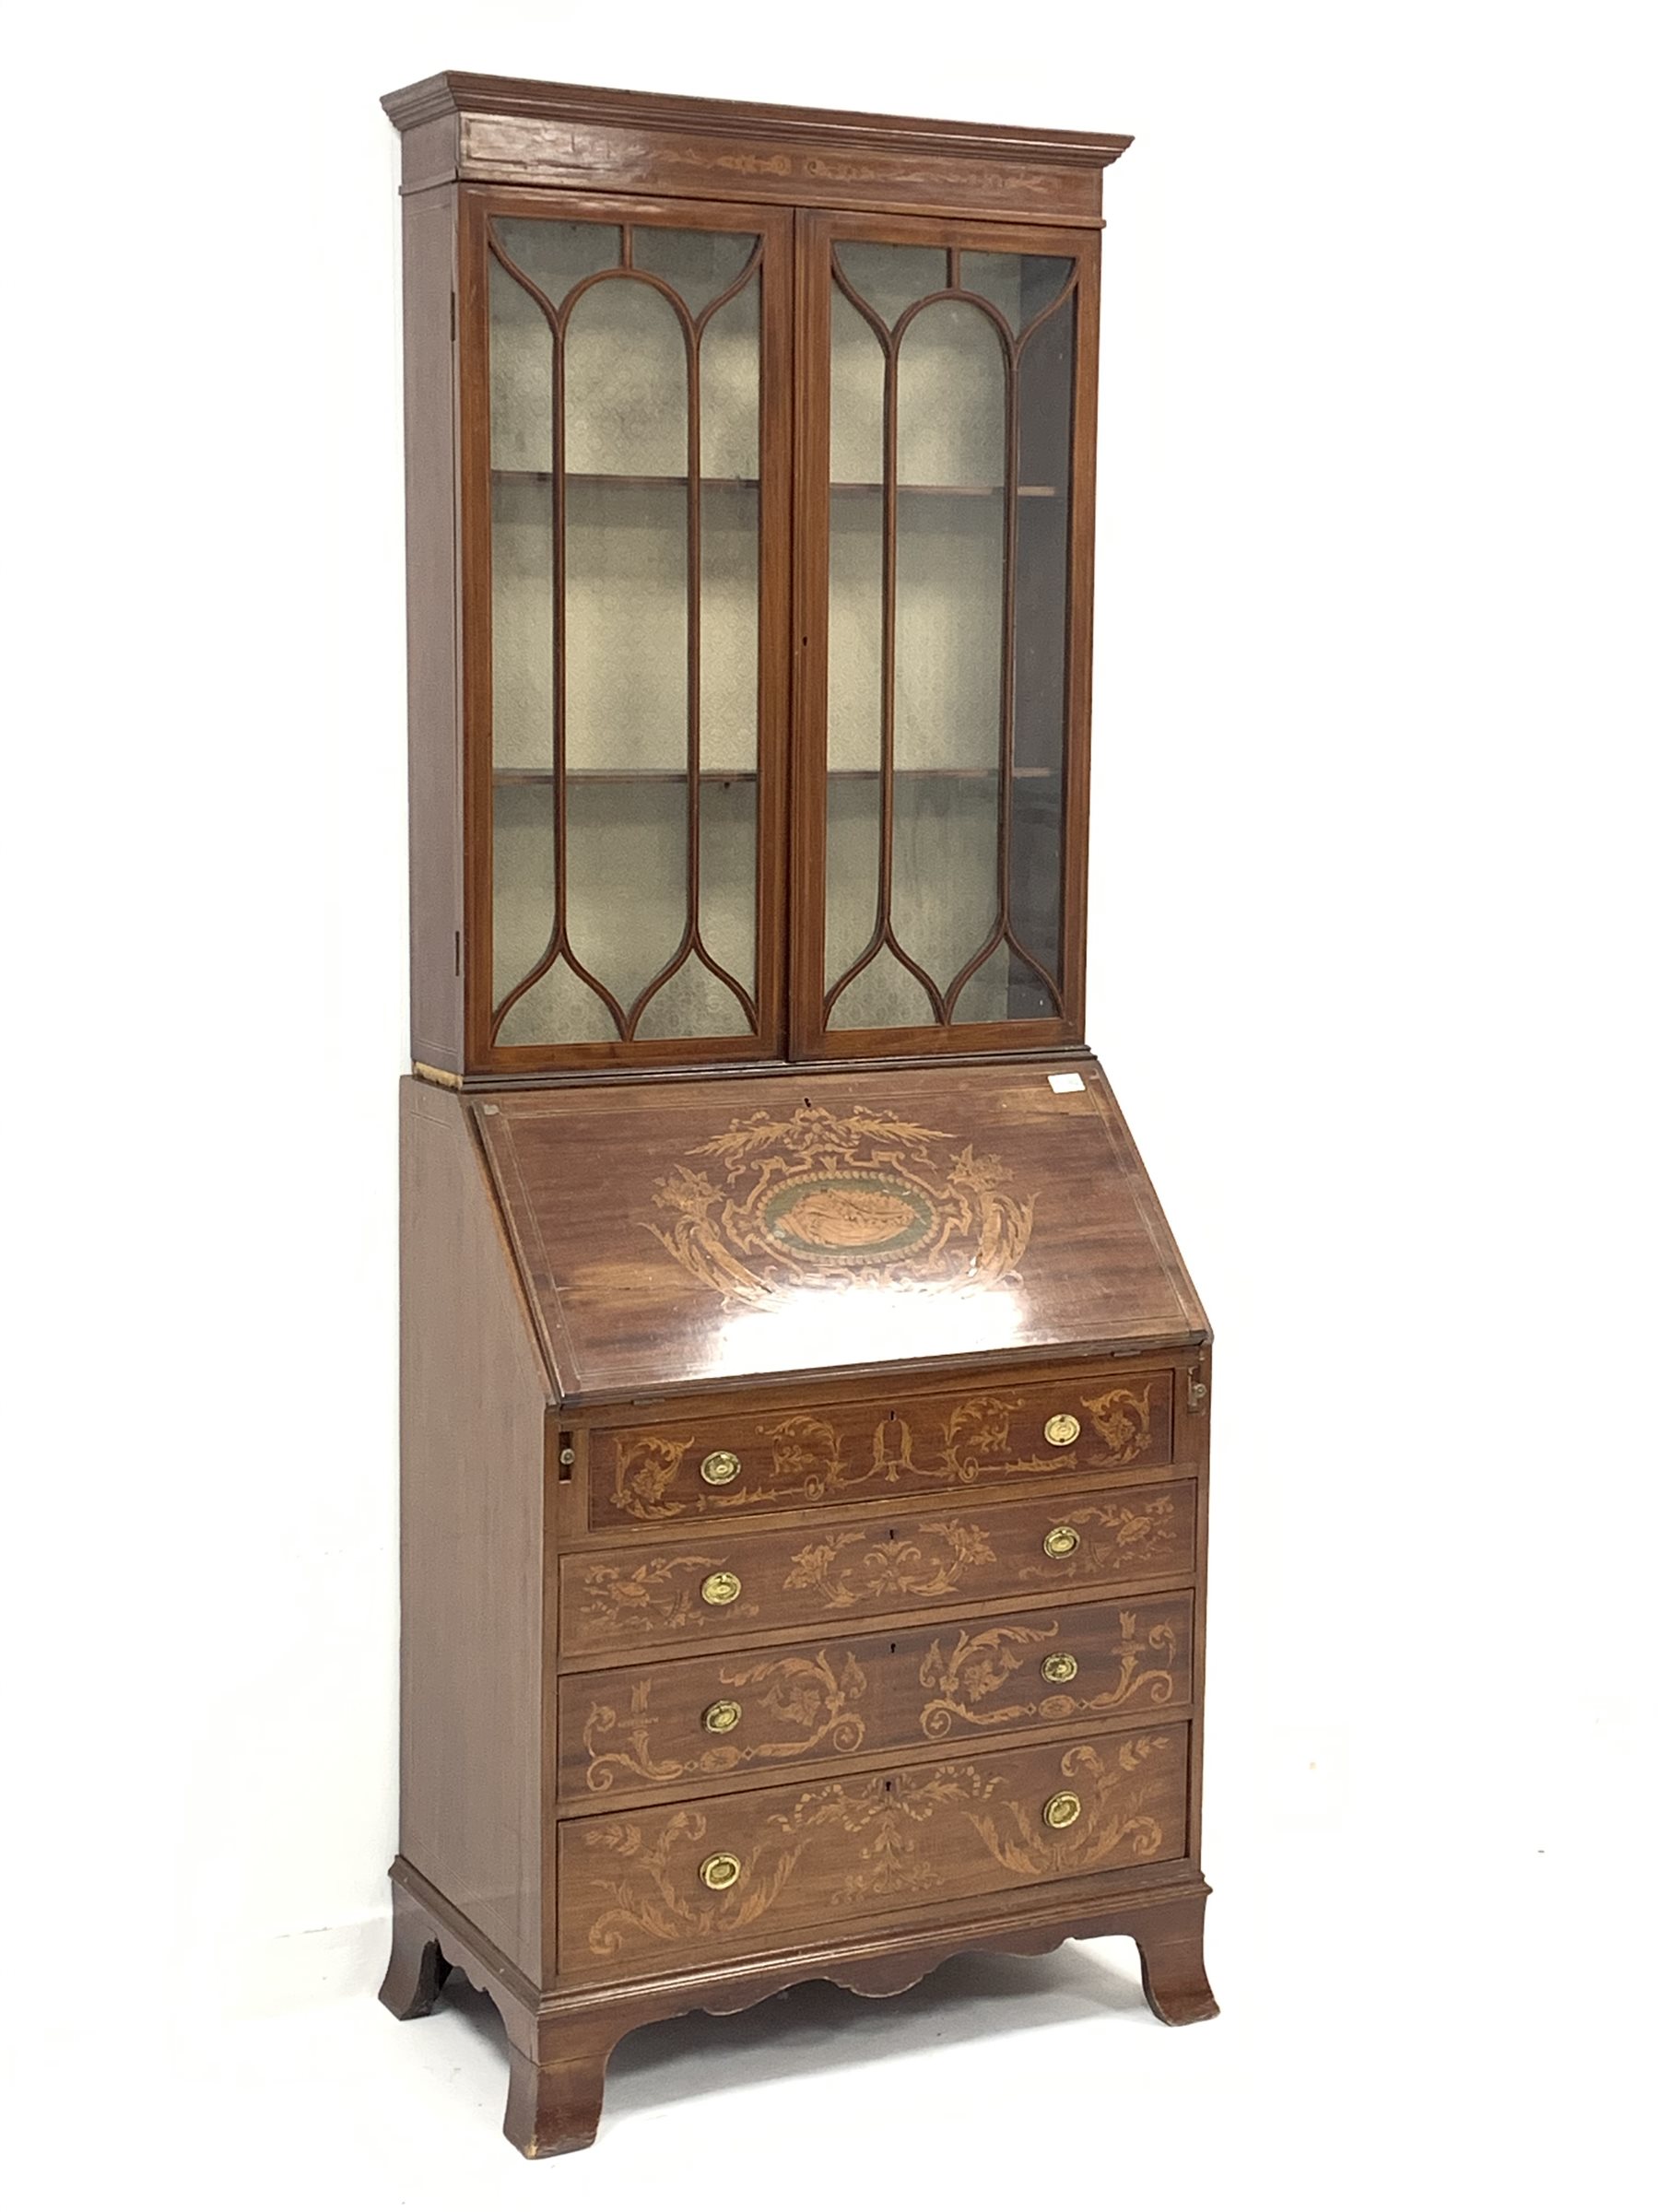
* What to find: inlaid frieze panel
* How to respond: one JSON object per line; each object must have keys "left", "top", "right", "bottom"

{"left": 592, "top": 1361, "right": 1175, "bottom": 1527}
{"left": 560, "top": 1478, "right": 1196, "bottom": 1657}
{"left": 557, "top": 1725, "right": 1189, "bottom": 1971}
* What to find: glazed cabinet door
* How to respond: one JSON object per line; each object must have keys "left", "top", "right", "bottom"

{"left": 792, "top": 211, "right": 1099, "bottom": 1057}
{"left": 463, "top": 193, "right": 793, "bottom": 1072}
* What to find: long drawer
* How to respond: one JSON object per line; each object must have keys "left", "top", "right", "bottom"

{"left": 589, "top": 1368, "right": 1177, "bottom": 1528}
{"left": 558, "top": 1723, "right": 1191, "bottom": 1976}
{"left": 560, "top": 1477, "right": 1197, "bottom": 1660}
{"left": 561, "top": 1590, "right": 1194, "bottom": 1799}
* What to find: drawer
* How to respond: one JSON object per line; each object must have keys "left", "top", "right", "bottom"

{"left": 561, "top": 1590, "right": 1194, "bottom": 1799}
{"left": 558, "top": 1723, "right": 1191, "bottom": 1975}
{"left": 560, "top": 1477, "right": 1196, "bottom": 1658}
{"left": 589, "top": 1368, "right": 1177, "bottom": 1528}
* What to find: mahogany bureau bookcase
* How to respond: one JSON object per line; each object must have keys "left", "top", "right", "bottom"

{"left": 379, "top": 68, "right": 1218, "bottom": 2158}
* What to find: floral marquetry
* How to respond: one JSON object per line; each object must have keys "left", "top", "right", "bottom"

{"left": 594, "top": 1366, "right": 1174, "bottom": 1526}
{"left": 559, "top": 1482, "right": 1198, "bottom": 1660}
{"left": 557, "top": 1728, "right": 1189, "bottom": 1970}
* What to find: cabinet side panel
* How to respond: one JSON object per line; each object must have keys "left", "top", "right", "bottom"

{"left": 400, "top": 1077, "right": 547, "bottom": 1977}
{"left": 402, "top": 188, "right": 465, "bottom": 1072}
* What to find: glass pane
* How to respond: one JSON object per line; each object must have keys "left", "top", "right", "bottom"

{"left": 829, "top": 286, "right": 884, "bottom": 488}
{"left": 492, "top": 782, "right": 558, "bottom": 1011}
{"left": 703, "top": 481, "right": 759, "bottom": 773}
{"left": 953, "top": 942, "right": 1057, "bottom": 1025}
{"left": 633, "top": 227, "right": 757, "bottom": 317}
{"left": 959, "top": 251, "right": 1072, "bottom": 330}
{"left": 564, "top": 780, "right": 688, "bottom": 1011}
{"left": 488, "top": 254, "right": 553, "bottom": 474}
{"left": 1008, "top": 292, "right": 1076, "bottom": 1002}
{"left": 700, "top": 280, "right": 760, "bottom": 482}
{"left": 494, "top": 219, "right": 622, "bottom": 309}
{"left": 698, "top": 777, "right": 758, "bottom": 1000}
{"left": 889, "top": 774, "right": 999, "bottom": 997}
{"left": 489, "top": 476, "right": 554, "bottom": 773}
{"left": 488, "top": 218, "right": 763, "bottom": 1049}
{"left": 821, "top": 241, "right": 1077, "bottom": 1033}
{"left": 834, "top": 242, "right": 947, "bottom": 326}
{"left": 830, "top": 945, "right": 935, "bottom": 1030}
{"left": 564, "top": 478, "right": 687, "bottom": 774}
{"left": 565, "top": 278, "right": 687, "bottom": 477}
{"left": 896, "top": 299, "right": 1005, "bottom": 487}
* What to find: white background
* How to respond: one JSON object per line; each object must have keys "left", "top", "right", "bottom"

{"left": 5, "top": 3, "right": 1654, "bottom": 2205}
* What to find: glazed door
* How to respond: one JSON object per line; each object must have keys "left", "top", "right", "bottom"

{"left": 792, "top": 211, "right": 1099, "bottom": 1057}
{"left": 464, "top": 193, "right": 793, "bottom": 1072}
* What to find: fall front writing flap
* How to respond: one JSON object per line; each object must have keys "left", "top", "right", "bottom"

{"left": 472, "top": 1059, "right": 1206, "bottom": 1406}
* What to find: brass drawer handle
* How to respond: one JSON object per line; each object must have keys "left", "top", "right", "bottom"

{"left": 700, "top": 1450, "right": 742, "bottom": 1487}
{"left": 700, "top": 1571, "right": 742, "bottom": 1606}
{"left": 1043, "top": 1412, "right": 1081, "bottom": 1447}
{"left": 1041, "top": 1651, "right": 1079, "bottom": 1685}
{"left": 702, "top": 1699, "right": 743, "bottom": 1734}
{"left": 1042, "top": 1524, "right": 1080, "bottom": 1559}
{"left": 700, "top": 1851, "right": 743, "bottom": 1891}
{"left": 1044, "top": 1790, "right": 1083, "bottom": 1830}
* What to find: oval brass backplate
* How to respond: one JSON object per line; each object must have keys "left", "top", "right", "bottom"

{"left": 1043, "top": 1790, "right": 1083, "bottom": 1830}
{"left": 700, "top": 1450, "right": 742, "bottom": 1487}
{"left": 1041, "top": 1652, "right": 1079, "bottom": 1685}
{"left": 699, "top": 1851, "right": 743, "bottom": 1891}
{"left": 702, "top": 1699, "right": 742, "bottom": 1734}
{"left": 700, "top": 1571, "right": 742, "bottom": 1606}
{"left": 1043, "top": 1524, "right": 1080, "bottom": 1559}
{"left": 1043, "top": 1412, "right": 1081, "bottom": 1447}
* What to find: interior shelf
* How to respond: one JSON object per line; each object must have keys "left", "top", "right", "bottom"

{"left": 493, "top": 470, "right": 760, "bottom": 491}
{"left": 490, "top": 469, "right": 1057, "bottom": 498}
{"left": 493, "top": 766, "right": 1059, "bottom": 785}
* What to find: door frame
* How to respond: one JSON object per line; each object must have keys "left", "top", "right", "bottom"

{"left": 788, "top": 206, "right": 1099, "bottom": 1062}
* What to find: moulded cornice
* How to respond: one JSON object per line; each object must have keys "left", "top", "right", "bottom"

{"left": 381, "top": 70, "right": 1132, "bottom": 173}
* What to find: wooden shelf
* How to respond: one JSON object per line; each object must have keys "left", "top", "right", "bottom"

{"left": 495, "top": 769, "right": 759, "bottom": 786}
{"left": 493, "top": 766, "right": 1058, "bottom": 786}
{"left": 490, "top": 469, "right": 1057, "bottom": 498}
{"left": 492, "top": 470, "right": 759, "bottom": 491}
{"left": 831, "top": 481, "right": 1058, "bottom": 500}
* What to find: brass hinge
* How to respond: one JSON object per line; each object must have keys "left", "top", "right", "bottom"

{"left": 1187, "top": 1369, "right": 1210, "bottom": 1416}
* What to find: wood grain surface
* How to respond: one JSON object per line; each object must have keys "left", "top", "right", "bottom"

{"left": 557, "top": 1723, "right": 1190, "bottom": 1975}
{"left": 559, "top": 1589, "right": 1194, "bottom": 1799}
{"left": 559, "top": 1477, "right": 1197, "bottom": 1658}
{"left": 476, "top": 1060, "right": 1207, "bottom": 1402}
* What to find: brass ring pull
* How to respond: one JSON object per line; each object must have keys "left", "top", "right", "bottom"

{"left": 1043, "top": 1790, "right": 1083, "bottom": 1830}
{"left": 1042, "top": 1524, "right": 1080, "bottom": 1559}
{"left": 700, "top": 1450, "right": 742, "bottom": 1487}
{"left": 1041, "top": 1652, "right": 1079, "bottom": 1685}
{"left": 700, "top": 1571, "right": 742, "bottom": 1606}
{"left": 702, "top": 1699, "right": 743, "bottom": 1734}
{"left": 700, "top": 1851, "right": 743, "bottom": 1891}
{"left": 1043, "top": 1412, "right": 1081, "bottom": 1447}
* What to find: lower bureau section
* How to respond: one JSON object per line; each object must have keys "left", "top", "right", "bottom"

{"left": 556, "top": 1723, "right": 1190, "bottom": 1977}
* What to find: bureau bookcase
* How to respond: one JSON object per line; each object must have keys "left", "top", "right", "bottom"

{"left": 380, "top": 70, "right": 1218, "bottom": 2158}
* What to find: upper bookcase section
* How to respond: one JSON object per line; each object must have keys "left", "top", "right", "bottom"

{"left": 381, "top": 71, "right": 1133, "bottom": 226}
{"left": 385, "top": 75, "right": 1130, "bottom": 1083}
